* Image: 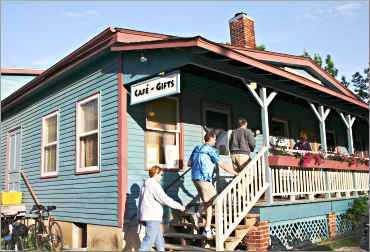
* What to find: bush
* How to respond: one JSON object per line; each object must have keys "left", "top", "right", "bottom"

{"left": 344, "top": 196, "right": 369, "bottom": 228}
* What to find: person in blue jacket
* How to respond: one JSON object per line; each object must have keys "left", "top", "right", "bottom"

{"left": 187, "top": 131, "right": 238, "bottom": 238}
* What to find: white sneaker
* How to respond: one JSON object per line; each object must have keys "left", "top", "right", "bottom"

{"left": 190, "top": 212, "right": 200, "bottom": 228}
{"left": 202, "top": 228, "right": 215, "bottom": 239}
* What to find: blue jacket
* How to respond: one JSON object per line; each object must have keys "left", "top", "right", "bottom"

{"left": 189, "top": 144, "right": 221, "bottom": 182}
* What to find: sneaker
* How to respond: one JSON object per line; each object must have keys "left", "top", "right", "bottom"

{"left": 190, "top": 212, "right": 200, "bottom": 228}
{"left": 202, "top": 228, "right": 215, "bottom": 239}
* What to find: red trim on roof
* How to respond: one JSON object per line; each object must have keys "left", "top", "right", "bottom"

{"left": 1, "top": 68, "right": 44, "bottom": 75}
{"left": 224, "top": 44, "right": 357, "bottom": 99}
{"left": 115, "top": 28, "right": 174, "bottom": 39}
{"left": 111, "top": 39, "right": 199, "bottom": 51}
{"left": 111, "top": 37, "right": 368, "bottom": 110}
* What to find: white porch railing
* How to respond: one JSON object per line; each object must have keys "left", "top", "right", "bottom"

{"left": 271, "top": 167, "right": 369, "bottom": 199}
{"left": 214, "top": 146, "right": 269, "bottom": 251}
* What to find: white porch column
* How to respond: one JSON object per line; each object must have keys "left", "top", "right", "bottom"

{"left": 245, "top": 81, "right": 277, "bottom": 204}
{"left": 339, "top": 113, "right": 356, "bottom": 154}
{"left": 308, "top": 103, "right": 331, "bottom": 152}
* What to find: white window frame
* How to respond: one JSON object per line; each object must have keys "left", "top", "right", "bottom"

{"left": 76, "top": 93, "right": 100, "bottom": 174}
{"left": 145, "top": 97, "right": 180, "bottom": 169}
{"left": 41, "top": 111, "right": 59, "bottom": 178}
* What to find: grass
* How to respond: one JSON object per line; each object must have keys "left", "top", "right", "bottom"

{"left": 305, "top": 234, "right": 361, "bottom": 251}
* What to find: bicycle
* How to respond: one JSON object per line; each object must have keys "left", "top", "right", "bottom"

{"left": 29, "top": 204, "right": 63, "bottom": 251}
{"left": 1, "top": 211, "right": 28, "bottom": 251}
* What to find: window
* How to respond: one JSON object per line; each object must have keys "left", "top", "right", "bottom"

{"left": 7, "top": 127, "right": 22, "bottom": 190}
{"left": 41, "top": 112, "right": 59, "bottom": 177}
{"left": 145, "top": 98, "right": 179, "bottom": 169}
{"left": 326, "top": 130, "right": 336, "bottom": 152}
{"left": 203, "top": 103, "right": 231, "bottom": 155}
{"left": 76, "top": 93, "right": 100, "bottom": 173}
{"left": 270, "top": 118, "right": 289, "bottom": 138}
{"left": 270, "top": 118, "right": 291, "bottom": 148}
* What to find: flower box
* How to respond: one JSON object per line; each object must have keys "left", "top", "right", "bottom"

{"left": 268, "top": 155, "right": 369, "bottom": 171}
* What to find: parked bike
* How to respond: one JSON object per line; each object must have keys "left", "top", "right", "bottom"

{"left": 29, "top": 204, "right": 63, "bottom": 251}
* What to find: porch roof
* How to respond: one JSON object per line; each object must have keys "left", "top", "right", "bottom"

{"left": 111, "top": 37, "right": 368, "bottom": 118}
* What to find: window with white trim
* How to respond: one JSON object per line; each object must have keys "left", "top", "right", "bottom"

{"left": 145, "top": 97, "right": 179, "bottom": 169}
{"left": 76, "top": 93, "right": 100, "bottom": 173}
{"left": 41, "top": 111, "right": 59, "bottom": 177}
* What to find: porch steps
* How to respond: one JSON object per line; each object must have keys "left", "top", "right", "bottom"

{"left": 164, "top": 146, "right": 268, "bottom": 251}
{"left": 164, "top": 211, "right": 259, "bottom": 251}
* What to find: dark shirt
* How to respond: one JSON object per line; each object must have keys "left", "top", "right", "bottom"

{"left": 293, "top": 141, "right": 312, "bottom": 151}
{"left": 229, "top": 127, "right": 256, "bottom": 155}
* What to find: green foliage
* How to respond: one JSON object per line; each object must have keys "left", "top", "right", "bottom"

{"left": 344, "top": 196, "right": 369, "bottom": 228}
{"left": 313, "top": 53, "right": 322, "bottom": 67}
{"left": 303, "top": 48, "right": 311, "bottom": 58}
{"left": 324, "top": 54, "right": 338, "bottom": 77}
{"left": 301, "top": 50, "right": 338, "bottom": 77}
{"left": 341, "top": 76, "right": 350, "bottom": 88}
{"left": 255, "top": 44, "right": 266, "bottom": 51}
{"left": 352, "top": 68, "right": 369, "bottom": 103}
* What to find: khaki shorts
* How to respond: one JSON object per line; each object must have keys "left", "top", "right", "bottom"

{"left": 231, "top": 153, "right": 250, "bottom": 172}
{"left": 193, "top": 180, "right": 217, "bottom": 204}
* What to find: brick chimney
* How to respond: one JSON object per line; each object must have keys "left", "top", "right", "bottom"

{"left": 229, "top": 12, "right": 256, "bottom": 48}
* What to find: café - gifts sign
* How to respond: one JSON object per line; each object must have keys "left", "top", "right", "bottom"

{"left": 130, "top": 71, "right": 180, "bottom": 105}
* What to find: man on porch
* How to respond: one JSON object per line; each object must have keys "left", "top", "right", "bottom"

{"left": 229, "top": 118, "right": 256, "bottom": 172}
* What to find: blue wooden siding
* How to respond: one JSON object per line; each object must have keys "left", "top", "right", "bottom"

{"left": 0, "top": 55, "right": 119, "bottom": 227}
{"left": 258, "top": 198, "right": 354, "bottom": 223}
{"left": 124, "top": 68, "right": 265, "bottom": 222}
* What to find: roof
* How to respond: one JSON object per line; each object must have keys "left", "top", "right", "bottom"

{"left": 221, "top": 44, "right": 358, "bottom": 99}
{"left": 1, "top": 27, "right": 368, "bottom": 114}
{"left": 111, "top": 36, "right": 368, "bottom": 110}
{"left": 1, "top": 68, "right": 44, "bottom": 75}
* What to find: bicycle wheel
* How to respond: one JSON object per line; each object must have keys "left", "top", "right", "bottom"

{"left": 49, "top": 221, "right": 63, "bottom": 251}
{"left": 27, "top": 224, "right": 37, "bottom": 250}
{"left": 34, "top": 220, "right": 47, "bottom": 250}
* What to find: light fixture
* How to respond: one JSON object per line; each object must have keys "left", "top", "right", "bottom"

{"left": 140, "top": 51, "right": 148, "bottom": 63}
{"left": 248, "top": 81, "right": 257, "bottom": 90}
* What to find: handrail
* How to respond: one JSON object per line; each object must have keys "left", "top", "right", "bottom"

{"left": 214, "top": 146, "right": 270, "bottom": 251}
{"left": 163, "top": 167, "right": 192, "bottom": 191}
{"left": 214, "top": 146, "right": 268, "bottom": 205}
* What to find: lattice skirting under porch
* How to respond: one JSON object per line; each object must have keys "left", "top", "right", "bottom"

{"left": 269, "top": 216, "right": 329, "bottom": 249}
{"left": 336, "top": 213, "right": 353, "bottom": 234}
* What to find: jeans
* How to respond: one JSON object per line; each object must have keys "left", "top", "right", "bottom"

{"left": 139, "top": 221, "right": 164, "bottom": 251}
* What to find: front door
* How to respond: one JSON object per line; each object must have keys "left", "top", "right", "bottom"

{"left": 7, "top": 128, "right": 22, "bottom": 191}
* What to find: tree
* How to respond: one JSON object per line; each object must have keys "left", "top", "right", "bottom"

{"left": 324, "top": 54, "right": 338, "bottom": 77}
{"left": 303, "top": 48, "right": 311, "bottom": 58}
{"left": 255, "top": 44, "right": 266, "bottom": 51}
{"left": 341, "top": 76, "right": 350, "bottom": 88}
{"left": 352, "top": 68, "right": 369, "bottom": 103}
{"left": 313, "top": 53, "right": 322, "bottom": 67}
{"left": 301, "top": 50, "right": 339, "bottom": 78}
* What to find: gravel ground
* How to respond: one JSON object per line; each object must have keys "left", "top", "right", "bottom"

{"left": 335, "top": 246, "right": 367, "bottom": 252}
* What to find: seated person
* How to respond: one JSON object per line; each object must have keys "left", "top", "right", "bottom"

{"left": 293, "top": 130, "right": 311, "bottom": 151}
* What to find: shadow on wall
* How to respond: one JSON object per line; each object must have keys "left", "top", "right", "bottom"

{"left": 123, "top": 183, "right": 141, "bottom": 251}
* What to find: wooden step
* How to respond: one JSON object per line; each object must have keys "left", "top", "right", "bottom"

{"left": 225, "top": 236, "right": 239, "bottom": 242}
{"left": 170, "top": 222, "right": 215, "bottom": 228}
{"left": 165, "top": 243, "right": 213, "bottom": 251}
{"left": 164, "top": 232, "right": 214, "bottom": 240}
{"left": 246, "top": 213, "right": 260, "bottom": 218}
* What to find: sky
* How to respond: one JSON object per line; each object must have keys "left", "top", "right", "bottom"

{"left": 1, "top": 1, "right": 369, "bottom": 84}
